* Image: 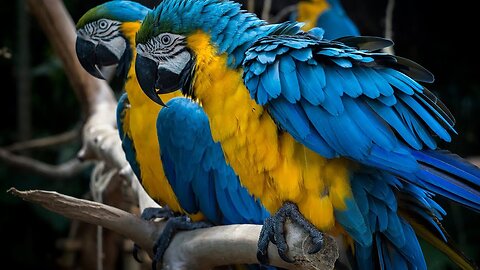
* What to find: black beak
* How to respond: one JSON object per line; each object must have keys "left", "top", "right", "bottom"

{"left": 75, "top": 37, "right": 105, "bottom": 80}
{"left": 135, "top": 54, "right": 166, "bottom": 106}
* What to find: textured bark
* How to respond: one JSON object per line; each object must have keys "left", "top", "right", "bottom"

{"left": 0, "top": 148, "right": 91, "bottom": 179}
{"left": 9, "top": 188, "right": 339, "bottom": 270}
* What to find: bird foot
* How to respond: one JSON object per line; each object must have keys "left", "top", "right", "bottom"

{"left": 133, "top": 206, "right": 177, "bottom": 262}
{"left": 256, "top": 202, "right": 324, "bottom": 265}
{"left": 151, "top": 216, "right": 212, "bottom": 270}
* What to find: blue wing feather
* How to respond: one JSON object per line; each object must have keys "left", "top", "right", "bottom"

{"left": 243, "top": 32, "right": 480, "bottom": 212}
{"left": 157, "top": 97, "right": 270, "bottom": 225}
{"left": 116, "top": 93, "right": 141, "bottom": 179}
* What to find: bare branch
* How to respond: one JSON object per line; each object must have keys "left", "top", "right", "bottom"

{"left": 261, "top": 0, "right": 272, "bottom": 21}
{"left": 0, "top": 148, "right": 92, "bottom": 179}
{"left": 269, "top": 4, "right": 297, "bottom": 23}
{"left": 8, "top": 188, "right": 339, "bottom": 270}
{"left": 4, "top": 127, "right": 80, "bottom": 152}
{"left": 468, "top": 156, "right": 480, "bottom": 168}
{"left": 384, "top": 0, "right": 395, "bottom": 55}
{"left": 26, "top": 0, "right": 116, "bottom": 116}
{"left": 247, "top": 0, "right": 255, "bottom": 13}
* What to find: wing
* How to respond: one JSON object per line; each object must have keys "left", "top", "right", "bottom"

{"left": 243, "top": 30, "right": 480, "bottom": 211}
{"left": 116, "top": 93, "right": 141, "bottom": 179}
{"left": 157, "top": 97, "right": 270, "bottom": 225}
{"left": 243, "top": 31, "right": 454, "bottom": 173}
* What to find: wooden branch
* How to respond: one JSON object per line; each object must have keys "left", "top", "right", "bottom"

{"left": 26, "top": 0, "right": 115, "bottom": 116}
{"left": 8, "top": 188, "right": 339, "bottom": 270}
{"left": 247, "top": 0, "right": 255, "bottom": 13}
{"left": 468, "top": 156, "right": 480, "bottom": 168}
{"left": 384, "top": 0, "right": 395, "bottom": 55}
{"left": 261, "top": 0, "right": 272, "bottom": 21}
{"left": 0, "top": 148, "right": 92, "bottom": 180}
{"left": 4, "top": 127, "right": 80, "bottom": 152}
{"left": 269, "top": 4, "right": 297, "bottom": 23}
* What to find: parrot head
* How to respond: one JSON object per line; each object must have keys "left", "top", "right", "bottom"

{"left": 75, "top": 0, "right": 149, "bottom": 80}
{"left": 135, "top": 28, "right": 195, "bottom": 106}
{"left": 134, "top": 0, "right": 264, "bottom": 106}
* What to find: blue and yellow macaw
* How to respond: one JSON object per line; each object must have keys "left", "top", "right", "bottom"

{"left": 296, "top": 0, "right": 359, "bottom": 38}
{"left": 134, "top": 0, "right": 480, "bottom": 269}
{"left": 75, "top": 1, "right": 273, "bottom": 267}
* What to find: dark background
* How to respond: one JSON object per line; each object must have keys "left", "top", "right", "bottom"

{"left": 1, "top": 0, "right": 479, "bottom": 269}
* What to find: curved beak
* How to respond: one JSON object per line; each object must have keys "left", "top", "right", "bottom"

{"left": 75, "top": 37, "right": 105, "bottom": 80}
{"left": 135, "top": 54, "right": 166, "bottom": 106}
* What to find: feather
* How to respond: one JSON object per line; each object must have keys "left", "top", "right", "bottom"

{"left": 335, "top": 36, "right": 394, "bottom": 52}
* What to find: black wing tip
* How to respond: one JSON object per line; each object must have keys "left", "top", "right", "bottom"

{"left": 335, "top": 36, "right": 394, "bottom": 52}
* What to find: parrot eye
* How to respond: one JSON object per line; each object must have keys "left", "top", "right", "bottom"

{"left": 160, "top": 34, "right": 173, "bottom": 46}
{"left": 98, "top": 19, "right": 109, "bottom": 30}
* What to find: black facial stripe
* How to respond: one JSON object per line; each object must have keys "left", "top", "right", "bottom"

{"left": 102, "top": 32, "right": 122, "bottom": 42}
{"left": 161, "top": 39, "right": 185, "bottom": 53}
{"left": 83, "top": 20, "right": 121, "bottom": 38}
{"left": 151, "top": 46, "right": 188, "bottom": 62}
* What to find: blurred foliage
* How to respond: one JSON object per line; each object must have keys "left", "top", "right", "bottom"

{"left": 0, "top": 0, "right": 479, "bottom": 269}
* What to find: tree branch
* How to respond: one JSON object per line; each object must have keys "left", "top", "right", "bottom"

{"left": 261, "top": 0, "right": 272, "bottom": 21}
{"left": 384, "top": 0, "right": 395, "bottom": 55}
{"left": 468, "top": 156, "right": 480, "bottom": 168}
{"left": 26, "top": 0, "right": 115, "bottom": 116}
{"left": 269, "top": 4, "right": 297, "bottom": 23}
{"left": 247, "top": 0, "right": 255, "bottom": 13}
{"left": 4, "top": 127, "right": 80, "bottom": 152}
{"left": 0, "top": 148, "right": 92, "bottom": 180}
{"left": 8, "top": 188, "right": 339, "bottom": 270}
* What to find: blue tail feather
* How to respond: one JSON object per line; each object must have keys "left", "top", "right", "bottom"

{"left": 411, "top": 149, "right": 480, "bottom": 211}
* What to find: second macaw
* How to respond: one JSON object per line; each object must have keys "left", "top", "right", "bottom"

{"left": 296, "top": 0, "right": 360, "bottom": 38}
{"left": 75, "top": 1, "right": 273, "bottom": 268}
{"left": 134, "top": 0, "right": 480, "bottom": 269}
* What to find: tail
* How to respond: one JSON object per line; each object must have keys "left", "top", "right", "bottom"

{"left": 401, "top": 211, "right": 477, "bottom": 270}
{"left": 397, "top": 179, "right": 478, "bottom": 270}
{"left": 411, "top": 149, "right": 480, "bottom": 211}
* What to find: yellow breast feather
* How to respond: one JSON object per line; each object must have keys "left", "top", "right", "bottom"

{"left": 187, "top": 30, "right": 353, "bottom": 231}
{"left": 121, "top": 22, "right": 184, "bottom": 214}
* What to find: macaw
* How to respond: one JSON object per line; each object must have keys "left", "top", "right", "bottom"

{"left": 75, "top": 1, "right": 273, "bottom": 268}
{"left": 134, "top": 0, "right": 480, "bottom": 269}
{"left": 295, "top": 0, "right": 360, "bottom": 38}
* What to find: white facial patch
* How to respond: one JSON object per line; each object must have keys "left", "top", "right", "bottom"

{"left": 104, "top": 36, "right": 127, "bottom": 60}
{"left": 160, "top": 51, "right": 191, "bottom": 74}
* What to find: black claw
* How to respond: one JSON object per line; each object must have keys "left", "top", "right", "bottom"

{"left": 257, "top": 219, "right": 273, "bottom": 265}
{"left": 256, "top": 201, "right": 324, "bottom": 265}
{"left": 132, "top": 243, "right": 143, "bottom": 263}
{"left": 151, "top": 216, "right": 212, "bottom": 270}
{"left": 308, "top": 235, "right": 324, "bottom": 254}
